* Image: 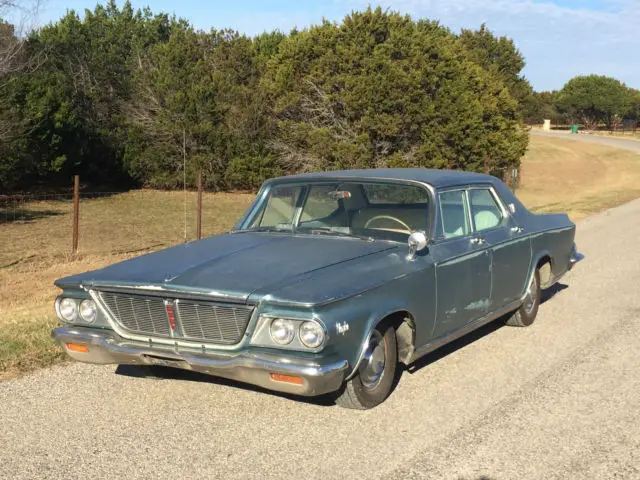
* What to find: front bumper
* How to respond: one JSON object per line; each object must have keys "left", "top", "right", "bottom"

{"left": 52, "top": 327, "right": 348, "bottom": 397}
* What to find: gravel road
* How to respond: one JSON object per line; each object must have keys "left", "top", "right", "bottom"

{"left": 2, "top": 199, "right": 640, "bottom": 480}
{"left": 531, "top": 129, "right": 640, "bottom": 154}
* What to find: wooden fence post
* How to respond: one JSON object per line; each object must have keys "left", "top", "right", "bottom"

{"left": 196, "top": 170, "right": 203, "bottom": 240}
{"left": 72, "top": 175, "right": 79, "bottom": 255}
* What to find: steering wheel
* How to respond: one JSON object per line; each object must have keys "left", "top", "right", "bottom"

{"left": 364, "top": 215, "right": 412, "bottom": 234}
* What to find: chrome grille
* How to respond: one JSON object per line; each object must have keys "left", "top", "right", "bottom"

{"left": 176, "top": 301, "right": 251, "bottom": 345}
{"left": 99, "top": 292, "right": 171, "bottom": 337}
{"left": 97, "top": 291, "right": 252, "bottom": 345}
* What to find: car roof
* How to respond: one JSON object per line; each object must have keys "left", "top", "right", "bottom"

{"left": 267, "top": 168, "right": 498, "bottom": 188}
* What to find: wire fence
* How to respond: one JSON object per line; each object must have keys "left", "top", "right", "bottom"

{"left": 0, "top": 183, "right": 254, "bottom": 269}
{"left": 546, "top": 120, "right": 639, "bottom": 136}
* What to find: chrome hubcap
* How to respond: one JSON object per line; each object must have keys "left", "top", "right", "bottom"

{"left": 523, "top": 274, "right": 538, "bottom": 315}
{"left": 359, "top": 330, "right": 386, "bottom": 389}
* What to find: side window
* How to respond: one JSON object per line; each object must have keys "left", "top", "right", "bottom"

{"left": 439, "top": 190, "right": 470, "bottom": 239}
{"left": 469, "top": 189, "right": 503, "bottom": 232}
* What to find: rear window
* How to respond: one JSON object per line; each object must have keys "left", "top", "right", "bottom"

{"left": 362, "top": 184, "right": 428, "bottom": 205}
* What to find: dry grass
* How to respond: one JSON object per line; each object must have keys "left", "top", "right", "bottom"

{"left": 1, "top": 135, "right": 640, "bottom": 379}
{"left": 0, "top": 191, "right": 254, "bottom": 379}
{"left": 517, "top": 136, "right": 640, "bottom": 221}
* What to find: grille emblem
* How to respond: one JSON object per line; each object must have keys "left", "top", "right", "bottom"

{"left": 165, "top": 302, "right": 177, "bottom": 331}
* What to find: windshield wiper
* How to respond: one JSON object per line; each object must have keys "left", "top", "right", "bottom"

{"left": 233, "top": 226, "right": 293, "bottom": 234}
{"left": 298, "top": 227, "right": 373, "bottom": 242}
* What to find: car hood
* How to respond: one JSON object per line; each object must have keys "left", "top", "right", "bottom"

{"left": 56, "top": 233, "right": 398, "bottom": 304}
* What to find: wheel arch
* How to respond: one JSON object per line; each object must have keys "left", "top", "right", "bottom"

{"left": 347, "top": 309, "right": 416, "bottom": 380}
{"left": 523, "top": 250, "right": 554, "bottom": 296}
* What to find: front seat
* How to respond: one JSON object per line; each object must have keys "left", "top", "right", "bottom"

{"left": 473, "top": 210, "right": 500, "bottom": 231}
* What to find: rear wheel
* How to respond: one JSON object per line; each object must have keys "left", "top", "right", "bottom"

{"left": 335, "top": 323, "right": 398, "bottom": 410}
{"left": 506, "top": 268, "right": 541, "bottom": 327}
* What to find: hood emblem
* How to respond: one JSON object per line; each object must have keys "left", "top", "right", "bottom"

{"left": 165, "top": 302, "right": 177, "bottom": 331}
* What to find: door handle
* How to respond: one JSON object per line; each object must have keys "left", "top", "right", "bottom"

{"left": 470, "top": 237, "right": 486, "bottom": 245}
{"left": 510, "top": 226, "right": 524, "bottom": 234}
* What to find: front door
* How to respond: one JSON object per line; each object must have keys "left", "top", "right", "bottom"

{"left": 431, "top": 189, "right": 492, "bottom": 337}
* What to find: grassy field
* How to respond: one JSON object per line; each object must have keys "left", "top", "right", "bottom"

{"left": 517, "top": 136, "right": 640, "bottom": 220}
{"left": 2, "top": 134, "right": 640, "bottom": 379}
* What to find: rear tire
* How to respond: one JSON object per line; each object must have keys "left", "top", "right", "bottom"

{"left": 335, "top": 323, "right": 398, "bottom": 410}
{"left": 506, "top": 269, "right": 541, "bottom": 327}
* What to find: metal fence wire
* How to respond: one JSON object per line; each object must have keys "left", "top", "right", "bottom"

{"left": 0, "top": 183, "right": 254, "bottom": 268}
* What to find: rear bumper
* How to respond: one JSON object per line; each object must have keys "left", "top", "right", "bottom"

{"left": 568, "top": 247, "right": 584, "bottom": 270}
{"left": 51, "top": 326, "right": 348, "bottom": 397}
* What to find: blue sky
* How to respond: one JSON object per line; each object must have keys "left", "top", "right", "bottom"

{"left": 29, "top": 0, "right": 640, "bottom": 91}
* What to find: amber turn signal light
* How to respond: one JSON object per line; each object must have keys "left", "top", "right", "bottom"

{"left": 65, "top": 343, "right": 89, "bottom": 353}
{"left": 270, "top": 373, "right": 303, "bottom": 385}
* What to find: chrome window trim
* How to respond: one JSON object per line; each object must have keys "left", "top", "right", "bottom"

{"left": 464, "top": 189, "right": 475, "bottom": 235}
{"left": 434, "top": 186, "right": 473, "bottom": 243}
{"left": 234, "top": 177, "right": 437, "bottom": 243}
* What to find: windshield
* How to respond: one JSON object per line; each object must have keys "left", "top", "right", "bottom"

{"left": 238, "top": 181, "right": 430, "bottom": 241}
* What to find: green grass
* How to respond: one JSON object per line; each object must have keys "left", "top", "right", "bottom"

{"left": 0, "top": 317, "right": 66, "bottom": 377}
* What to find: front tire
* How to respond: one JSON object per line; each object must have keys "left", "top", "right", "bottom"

{"left": 506, "top": 268, "right": 541, "bottom": 327}
{"left": 335, "top": 323, "right": 398, "bottom": 409}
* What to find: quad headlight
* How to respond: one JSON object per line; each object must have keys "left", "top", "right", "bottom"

{"left": 269, "top": 318, "right": 296, "bottom": 345}
{"left": 57, "top": 298, "right": 78, "bottom": 322}
{"left": 299, "top": 321, "right": 325, "bottom": 348}
{"left": 79, "top": 299, "right": 97, "bottom": 323}
{"left": 56, "top": 297, "right": 98, "bottom": 324}
{"left": 254, "top": 316, "right": 326, "bottom": 351}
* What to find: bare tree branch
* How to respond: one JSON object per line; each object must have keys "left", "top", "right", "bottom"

{"left": 0, "top": 0, "right": 42, "bottom": 143}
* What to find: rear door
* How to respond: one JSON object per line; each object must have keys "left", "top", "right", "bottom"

{"left": 467, "top": 186, "right": 531, "bottom": 311}
{"left": 430, "top": 188, "right": 492, "bottom": 337}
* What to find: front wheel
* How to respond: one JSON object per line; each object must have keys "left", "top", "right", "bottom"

{"left": 334, "top": 323, "right": 398, "bottom": 409}
{"left": 506, "top": 268, "right": 541, "bottom": 327}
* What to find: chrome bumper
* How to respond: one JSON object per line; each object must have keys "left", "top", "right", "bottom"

{"left": 51, "top": 327, "right": 348, "bottom": 397}
{"left": 568, "top": 249, "right": 584, "bottom": 270}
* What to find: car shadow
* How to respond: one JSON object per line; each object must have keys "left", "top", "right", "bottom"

{"left": 541, "top": 282, "right": 568, "bottom": 304}
{"left": 115, "top": 364, "right": 337, "bottom": 407}
{"left": 406, "top": 318, "right": 507, "bottom": 375}
{"left": 407, "top": 282, "right": 569, "bottom": 375}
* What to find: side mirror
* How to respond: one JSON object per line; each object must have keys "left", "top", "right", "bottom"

{"left": 407, "top": 231, "right": 428, "bottom": 261}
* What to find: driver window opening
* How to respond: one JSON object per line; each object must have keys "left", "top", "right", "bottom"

{"left": 439, "top": 190, "right": 470, "bottom": 239}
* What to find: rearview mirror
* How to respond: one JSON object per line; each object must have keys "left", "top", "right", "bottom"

{"left": 407, "top": 231, "right": 428, "bottom": 261}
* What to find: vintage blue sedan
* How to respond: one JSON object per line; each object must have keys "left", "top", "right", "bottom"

{"left": 52, "top": 169, "right": 582, "bottom": 409}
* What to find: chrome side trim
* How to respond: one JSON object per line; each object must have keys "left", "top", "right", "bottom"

{"left": 52, "top": 326, "right": 348, "bottom": 397}
{"left": 409, "top": 299, "right": 521, "bottom": 364}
